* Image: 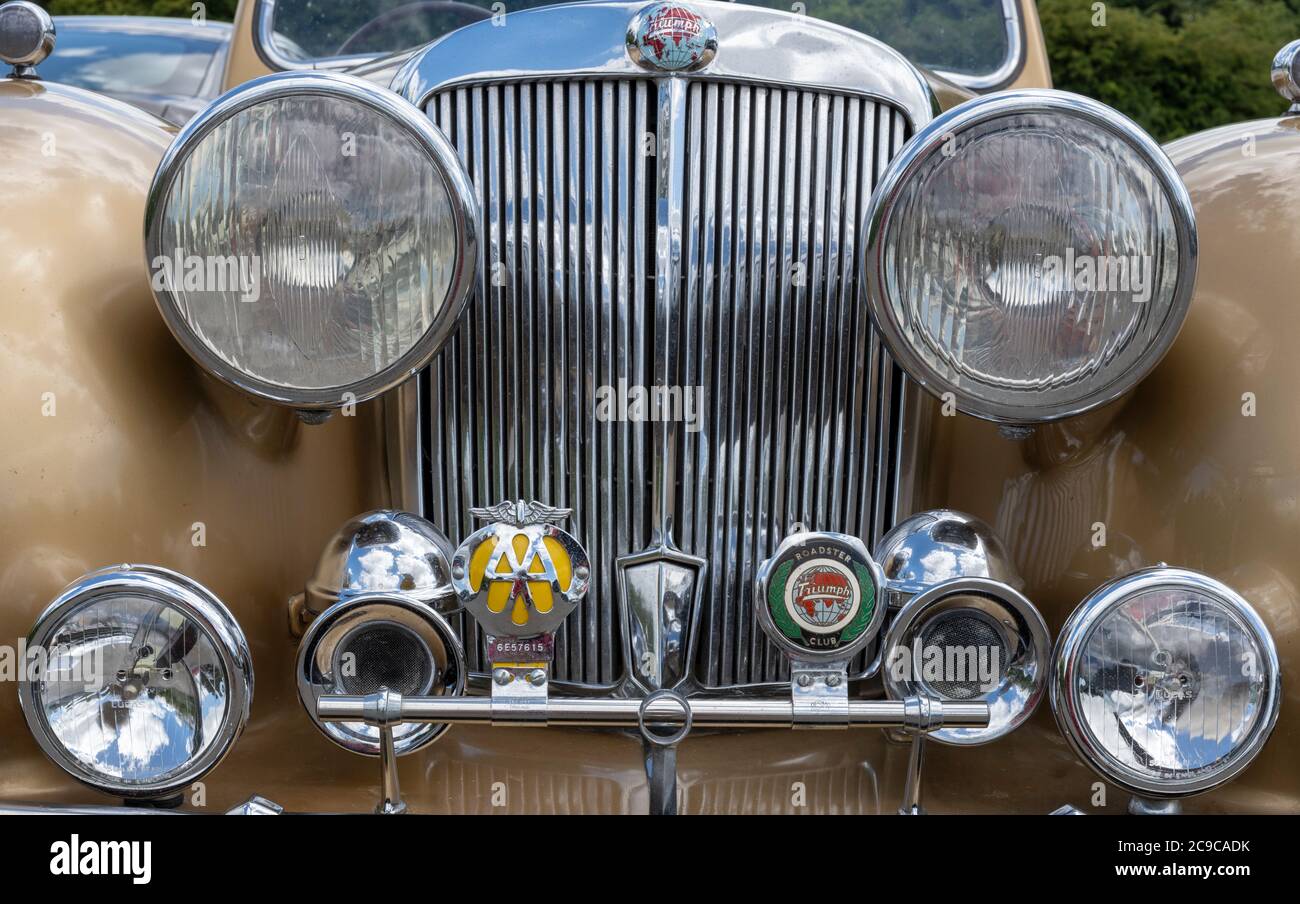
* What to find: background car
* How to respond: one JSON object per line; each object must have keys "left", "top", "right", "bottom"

{"left": 38, "top": 15, "right": 230, "bottom": 124}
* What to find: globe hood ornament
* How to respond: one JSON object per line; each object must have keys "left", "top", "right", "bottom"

{"left": 626, "top": 2, "right": 718, "bottom": 72}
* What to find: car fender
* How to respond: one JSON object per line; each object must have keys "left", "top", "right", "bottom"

{"left": 903, "top": 114, "right": 1300, "bottom": 812}
{"left": 0, "top": 79, "right": 385, "bottom": 806}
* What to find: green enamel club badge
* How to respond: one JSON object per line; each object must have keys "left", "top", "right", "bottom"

{"left": 755, "top": 532, "right": 886, "bottom": 662}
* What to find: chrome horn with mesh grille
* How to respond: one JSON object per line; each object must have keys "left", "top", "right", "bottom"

{"left": 873, "top": 510, "right": 1050, "bottom": 813}
{"left": 293, "top": 510, "right": 466, "bottom": 814}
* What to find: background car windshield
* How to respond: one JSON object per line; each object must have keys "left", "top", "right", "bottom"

{"left": 39, "top": 26, "right": 220, "bottom": 95}
{"left": 267, "top": 0, "right": 1013, "bottom": 79}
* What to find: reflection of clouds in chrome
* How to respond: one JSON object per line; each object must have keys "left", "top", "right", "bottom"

{"left": 43, "top": 660, "right": 229, "bottom": 781}
{"left": 1077, "top": 594, "right": 1265, "bottom": 774}
{"left": 917, "top": 548, "right": 989, "bottom": 584}
{"left": 887, "top": 640, "right": 1001, "bottom": 694}
{"left": 354, "top": 533, "right": 447, "bottom": 593}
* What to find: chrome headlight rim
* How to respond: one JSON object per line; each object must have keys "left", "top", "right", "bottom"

{"left": 882, "top": 576, "right": 1050, "bottom": 746}
{"left": 1050, "top": 567, "right": 1282, "bottom": 798}
{"left": 864, "top": 89, "right": 1198, "bottom": 424}
{"left": 143, "top": 70, "right": 479, "bottom": 409}
{"left": 296, "top": 590, "right": 466, "bottom": 757}
{"left": 18, "top": 564, "right": 253, "bottom": 799}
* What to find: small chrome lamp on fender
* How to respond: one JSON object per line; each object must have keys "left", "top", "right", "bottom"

{"left": 18, "top": 565, "right": 252, "bottom": 804}
{"left": 0, "top": 1, "right": 55, "bottom": 78}
{"left": 1272, "top": 39, "right": 1300, "bottom": 113}
{"left": 874, "top": 509, "right": 1023, "bottom": 611}
{"left": 864, "top": 90, "right": 1197, "bottom": 424}
{"left": 1050, "top": 567, "right": 1281, "bottom": 811}
{"left": 873, "top": 511, "right": 1050, "bottom": 814}
{"left": 144, "top": 70, "right": 478, "bottom": 413}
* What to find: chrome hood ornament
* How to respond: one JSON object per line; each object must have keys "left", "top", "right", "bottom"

{"left": 626, "top": 2, "right": 717, "bottom": 72}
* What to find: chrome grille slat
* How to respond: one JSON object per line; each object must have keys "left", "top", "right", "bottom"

{"left": 425, "top": 77, "right": 907, "bottom": 687}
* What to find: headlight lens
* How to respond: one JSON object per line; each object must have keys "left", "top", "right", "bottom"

{"left": 19, "top": 566, "right": 252, "bottom": 799}
{"left": 1051, "top": 568, "right": 1280, "bottom": 797}
{"left": 866, "top": 91, "right": 1196, "bottom": 422}
{"left": 146, "top": 71, "right": 477, "bottom": 408}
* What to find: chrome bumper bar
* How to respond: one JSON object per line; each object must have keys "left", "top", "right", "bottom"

{"left": 315, "top": 691, "right": 990, "bottom": 731}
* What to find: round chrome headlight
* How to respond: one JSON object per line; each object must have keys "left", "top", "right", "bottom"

{"left": 18, "top": 565, "right": 252, "bottom": 799}
{"left": 297, "top": 592, "right": 465, "bottom": 756}
{"left": 865, "top": 90, "right": 1196, "bottom": 423}
{"left": 882, "top": 577, "right": 1049, "bottom": 745}
{"left": 145, "top": 71, "right": 477, "bottom": 409}
{"left": 1051, "top": 568, "right": 1281, "bottom": 798}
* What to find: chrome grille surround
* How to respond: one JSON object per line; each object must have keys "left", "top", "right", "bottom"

{"left": 390, "top": 1, "right": 938, "bottom": 690}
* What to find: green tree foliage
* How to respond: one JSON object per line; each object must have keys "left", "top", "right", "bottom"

{"left": 34, "top": 0, "right": 238, "bottom": 19}
{"left": 1039, "top": 0, "right": 1297, "bottom": 140}
{"left": 29, "top": 0, "right": 1300, "bottom": 141}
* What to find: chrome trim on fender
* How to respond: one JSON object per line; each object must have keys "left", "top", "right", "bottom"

{"left": 143, "top": 70, "right": 480, "bottom": 409}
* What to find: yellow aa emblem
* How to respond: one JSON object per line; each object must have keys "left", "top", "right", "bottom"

{"left": 467, "top": 529, "right": 575, "bottom": 628}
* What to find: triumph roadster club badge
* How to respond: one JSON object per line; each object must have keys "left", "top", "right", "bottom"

{"left": 626, "top": 2, "right": 718, "bottom": 72}
{"left": 451, "top": 500, "right": 591, "bottom": 641}
{"left": 755, "top": 532, "right": 885, "bottom": 662}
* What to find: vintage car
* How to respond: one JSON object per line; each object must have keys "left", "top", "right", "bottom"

{"left": 0, "top": 0, "right": 1295, "bottom": 816}
{"left": 35, "top": 15, "right": 232, "bottom": 126}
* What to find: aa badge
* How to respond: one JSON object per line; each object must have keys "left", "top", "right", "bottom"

{"left": 451, "top": 500, "right": 591, "bottom": 642}
{"left": 755, "top": 532, "right": 885, "bottom": 663}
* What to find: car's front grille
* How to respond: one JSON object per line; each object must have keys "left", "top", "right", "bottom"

{"left": 420, "top": 77, "right": 909, "bottom": 688}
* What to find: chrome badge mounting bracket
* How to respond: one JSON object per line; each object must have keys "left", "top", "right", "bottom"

{"left": 755, "top": 531, "right": 886, "bottom": 727}
{"left": 451, "top": 500, "right": 591, "bottom": 721}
